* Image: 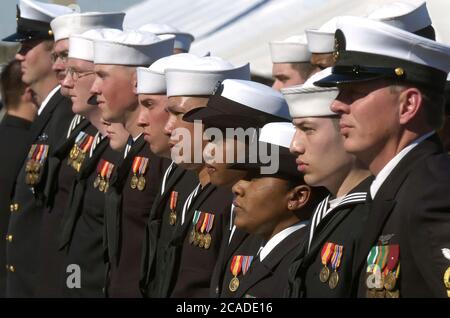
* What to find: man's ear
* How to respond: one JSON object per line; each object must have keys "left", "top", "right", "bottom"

{"left": 398, "top": 87, "right": 422, "bottom": 125}
{"left": 287, "top": 184, "right": 310, "bottom": 211}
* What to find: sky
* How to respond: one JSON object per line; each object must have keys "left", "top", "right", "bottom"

{"left": 0, "top": 0, "right": 143, "bottom": 42}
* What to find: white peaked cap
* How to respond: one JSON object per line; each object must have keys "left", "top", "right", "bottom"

{"left": 51, "top": 12, "right": 125, "bottom": 42}
{"left": 367, "top": 1, "right": 431, "bottom": 32}
{"left": 138, "top": 23, "right": 194, "bottom": 51}
{"left": 335, "top": 16, "right": 450, "bottom": 73}
{"left": 165, "top": 54, "right": 251, "bottom": 97}
{"left": 305, "top": 17, "right": 339, "bottom": 53}
{"left": 269, "top": 34, "right": 311, "bottom": 63}
{"left": 259, "top": 122, "right": 296, "bottom": 149}
{"left": 93, "top": 29, "right": 175, "bottom": 66}
{"left": 282, "top": 68, "right": 339, "bottom": 118}
{"left": 69, "top": 28, "right": 122, "bottom": 62}
{"left": 218, "top": 79, "right": 291, "bottom": 119}
{"left": 19, "top": 0, "right": 74, "bottom": 23}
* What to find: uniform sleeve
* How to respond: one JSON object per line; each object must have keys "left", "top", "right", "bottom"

{"left": 407, "top": 155, "right": 450, "bottom": 298}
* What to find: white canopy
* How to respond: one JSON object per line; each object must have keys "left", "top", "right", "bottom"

{"left": 124, "top": 0, "right": 450, "bottom": 77}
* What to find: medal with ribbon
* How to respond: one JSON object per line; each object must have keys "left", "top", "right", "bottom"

{"left": 366, "top": 245, "right": 389, "bottom": 298}
{"left": 93, "top": 159, "right": 104, "bottom": 189}
{"left": 130, "top": 157, "right": 141, "bottom": 189}
{"left": 194, "top": 212, "right": 206, "bottom": 247}
{"left": 137, "top": 157, "right": 149, "bottom": 191}
{"left": 169, "top": 191, "right": 178, "bottom": 226}
{"left": 94, "top": 159, "right": 115, "bottom": 193}
{"left": 26, "top": 144, "right": 49, "bottom": 185}
{"left": 202, "top": 213, "right": 215, "bottom": 250}
{"left": 189, "top": 210, "right": 201, "bottom": 243}
{"left": 319, "top": 242, "right": 335, "bottom": 283}
{"left": 328, "top": 245, "right": 344, "bottom": 289}
{"left": 229, "top": 255, "right": 243, "bottom": 292}
{"left": 383, "top": 244, "right": 399, "bottom": 291}
{"left": 198, "top": 213, "right": 210, "bottom": 248}
{"left": 69, "top": 132, "right": 94, "bottom": 172}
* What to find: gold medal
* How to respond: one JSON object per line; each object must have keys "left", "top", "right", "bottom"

{"left": 328, "top": 271, "right": 339, "bottom": 289}
{"left": 104, "top": 181, "right": 109, "bottom": 193}
{"left": 130, "top": 175, "right": 138, "bottom": 189}
{"left": 70, "top": 146, "right": 80, "bottom": 159}
{"left": 193, "top": 232, "right": 200, "bottom": 246}
{"left": 319, "top": 266, "right": 330, "bottom": 283}
{"left": 25, "top": 160, "right": 33, "bottom": 173}
{"left": 203, "top": 233, "right": 212, "bottom": 249}
{"left": 169, "top": 210, "right": 177, "bottom": 226}
{"left": 32, "top": 162, "right": 41, "bottom": 173}
{"left": 93, "top": 175, "right": 101, "bottom": 188}
{"left": 229, "top": 277, "right": 240, "bottom": 292}
{"left": 385, "top": 289, "right": 400, "bottom": 298}
{"left": 99, "top": 179, "right": 106, "bottom": 192}
{"left": 189, "top": 229, "right": 196, "bottom": 244}
{"left": 384, "top": 271, "right": 397, "bottom": 291}
{"left": 198, "top": 233, "right": 205, "bottom": 248}
{"left": 137, "top": 176, "right": 146, "bottom": 191}
{"left": 444, "top": 267, "right": 450, "bottom": 289}
{"left": 25, "top": 173, "right": 33, "bottom": 185}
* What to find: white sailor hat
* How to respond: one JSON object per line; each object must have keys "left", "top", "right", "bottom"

{"left": 69, "top": 28, "right": 122, "bottom": 62}
{"left": 314, "top": 16, "right": 450, "bottom": 93}
{"left": 367, "top": 1, "right": 434, "bottom": 39}
{"left": 230, "top": 122, "right": 301, "bottom": 179}
{"left": 3, "top": 0, "right": 74, "bottom": 42}
{"left": 269, "top": 34, "right": 311, "bottom": 63}
{"left": 165, "top": 54, "right": 250, "bottom": 97}
{"left": 305, "top": 17, "right": 339, "bottom": 54}
{"left": 183, "top": 79, "right": 290, "bottom": 129}
{"left": 138, "top": 23, "right": 194, "bottom": 52}
{"left": 282, "top": 68, "right": 338, "bottom": 118}
{"left": 93, "top": 29, "right": 175, "bottom": 66}
{"left": 51, "top": 12, "right": 125, "bottom": 42}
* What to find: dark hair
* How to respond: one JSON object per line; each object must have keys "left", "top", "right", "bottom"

{"left": 0, "top": 59, "right": 26, "bottom": 109}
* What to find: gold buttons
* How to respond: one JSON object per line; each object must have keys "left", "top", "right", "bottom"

{"left": 48, "top": 30, "right": 53, "bottom": 36}
{"left": 9, "top": 204, "right": 14, "bottom": 212}
{"left": 6, "top": 235, "right": 13, "bottom": 243}
{"left": 9, "top": 265, "right": 15, "bottom": 273}
{"left": 394, "top": 67, "right": 404, "bottom": 77}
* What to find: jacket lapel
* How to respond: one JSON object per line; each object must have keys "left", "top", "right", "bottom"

{"left": 352, "top": 135, "right": 443, "bottom": 279}
{"left": 235, "top": 228, "right": 306, "bottom": 298}
{"left": 29, "top": 89, "right": 63, "bottom": 142}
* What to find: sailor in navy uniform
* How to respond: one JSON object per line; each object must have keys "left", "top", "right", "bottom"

{"left": 3, "top": 0, "right": 75, "bottom": 297}
{"left": 219, "top": 123, "right": 327, "bottom": 298}
{"left": 282, "top": 69, "right": 372, "bottom": 297}
{"left": 0, "top": 60, "right": 37, "bottom": 298}
{"left": 182, "top": 78, "right": 293, "bottom": 297}
{"left": 141, "top": 54, "right": 250, "bottom": 297}
{"left": 82, "top": 29, "right": 173, "bottom": 298}
{"left": 33, "top": 12, "right": 125, "bottom": 298}
{"left": 316, "top": 16, "right": 450, "bottom": 297}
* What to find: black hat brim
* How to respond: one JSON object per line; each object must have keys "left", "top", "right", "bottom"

{"left": 314, "top": 71, "right": 388, "bottom": 88}
{"left": 2, "top": 32, "right": 27, "bottom": 42}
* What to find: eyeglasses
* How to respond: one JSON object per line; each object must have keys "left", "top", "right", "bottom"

{"left": 67, "top": 67, "right": 95, "bottom": 81}
{"left": 51, "top": 51, "right": 69, "bottom": 63}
